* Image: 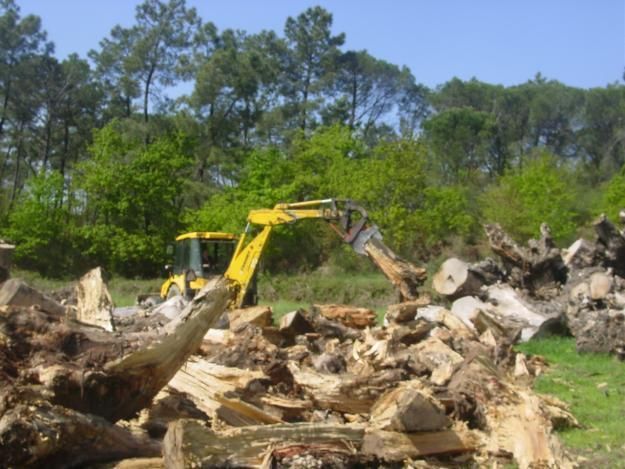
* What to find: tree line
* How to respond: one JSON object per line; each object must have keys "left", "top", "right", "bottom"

{"left": 1, "top": 0, "right": 625, "bottom": 277}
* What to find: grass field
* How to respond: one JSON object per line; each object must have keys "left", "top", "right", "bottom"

{"left": 517, "top": 337, "right": 625, "bottom": 467}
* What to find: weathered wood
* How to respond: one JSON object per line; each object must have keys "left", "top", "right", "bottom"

{"left": 312, "top": 303, "right": 376, "bottom": 328}
{"left": 167, "top": 357, "right": 270, "bottom": 426}
{"left": 363, "top": 237, "right": 426, "bottom": 301}
{"left": 370, "top": 380, "right": 450, "bottom": 432}
{"left": 432, "top": 258, "right": 484, "bottom": 299}
{"left": 589, "top": 271, "right": 612, "bottom": 300}
{"left": 484, "top": 223, "right": 567, "bottom": 296}
{"left": 73, "top": 267, "right": 115, "bottom": 331}
{"left": 563, "top": 238, "right": 598, "bottom": 269}
{"left": 163, "top": 419, "right": 365, "bottom": 468}
{"left": 228, "top": 305, "right": 273, "bottom": 331}
{"left": 288, "top": 362, "right": 402, "bottom": 414}
{"left": 448, "top": 355, "right": 571, "bottom": 468}
{"left": 0, "top": 278, "right": 65, "bottom": 315}
{"left": 0, "top": 399, "right": 161, "bottom": 467}
{"left": 361, "top": 425, "right": 479, "bottom": 461}
{"left": 0, "top": 278, "right": 229, "bottom": 424}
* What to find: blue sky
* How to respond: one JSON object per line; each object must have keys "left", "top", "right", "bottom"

{"left": 16, "top": 0, "right": 625, "bottom": 89}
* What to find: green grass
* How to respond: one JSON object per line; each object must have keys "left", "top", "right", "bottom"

{"left": 13, "top": 268, "right": 163, "bottom": 307}
{"left": 517, "top": 337, "right": 625, "bottom": 466}
{"left": 258, "top": 271, "right": 394, "bottom": 324}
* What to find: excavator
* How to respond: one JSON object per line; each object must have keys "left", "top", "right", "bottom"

{"left": 160, "top": 199, "right": 385, "bottom": 308}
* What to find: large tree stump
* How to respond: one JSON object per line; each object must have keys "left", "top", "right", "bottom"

{"left": 484, "top": 223, "right": 567, "bottom": 296}
{"left": 73, "top": 267, "right": 115, "bottom": 331}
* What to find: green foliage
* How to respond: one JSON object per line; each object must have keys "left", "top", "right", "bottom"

{"left": 598, "top": 166, "right": 625, "bottom": 220}
{"left": 77, "top": 122, "right": 192, "bottom": 276}
{"left": 4, "top": 171, "right": 74, "bottom": 275}
{"left": 481, "top": 152, "right": 579, "bottom": 243}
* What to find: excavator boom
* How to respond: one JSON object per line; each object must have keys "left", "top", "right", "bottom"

{"left": 224, "top": 199, "right": 378, "bottom": 307}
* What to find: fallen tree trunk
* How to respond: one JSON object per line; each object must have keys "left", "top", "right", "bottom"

{"left": 163, "top": 419, "right": 479, "bottom": 467}
{"left": 364, "top": 237, "right": 427, "bottom": 301}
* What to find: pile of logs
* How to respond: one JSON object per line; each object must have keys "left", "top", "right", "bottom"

{"left": 432, "top": 214, "right": 625, "bottom": 357}
{"left": 1, "top": 258, "right": 578, "bottom": 467}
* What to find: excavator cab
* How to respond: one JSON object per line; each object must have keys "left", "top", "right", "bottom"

{"left": 160, "top": 232, "right": 238, "bottom": 300}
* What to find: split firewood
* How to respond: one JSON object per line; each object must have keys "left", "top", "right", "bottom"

{"left": 363, "top": 237, "right": 427, "bottom": 301}
{"left": 167, "top": 357, "right": 272, "bottom": 426}
{"left": 73, "top": 267, "right": 115, "bottom": 331}
{"left": 369, "top": 380, "right": 450, "bottom": 432}
{"left": 432, "top": 258, "right": 485, "bottom": 299}
{"left": 228, "top": 305, "right": 273, "bottom": 331}
{"left": 312, "top": 303, "right": 377, "bottom": 328}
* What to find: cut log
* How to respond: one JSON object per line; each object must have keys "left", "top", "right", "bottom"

{"left": 228, "top": 305, "right": 273, "bottom": 331}
{"left": 363, "top": 237, "right": 426, "bottom": 301}
{"left": 312, "top": 303, "right": 376, "bottom": 328}
{"left": 432, "top": 258, "right": 484, "bottom": 299}
{"left": 163, "top": 419, "right": 365, "bottom": 468}
{"left": 361, "top": 425, "right": 479, "bottom": 461}
{"left": 370, "top": 380, "right": 450, "bottom": 432}
{"left": 163, "top": 419, "right": 478, "bottom": 467}
{"left": 384, "top": 295, "right": 431, "bottom": 324}
{"left": 448, "top": 354, "right": 571, "bottom": 468}
{"left": 73, "top": 267, "right": 115, "bottom": 331}
{"left": 0, "top": 278, "right": 65, "bottom": 315}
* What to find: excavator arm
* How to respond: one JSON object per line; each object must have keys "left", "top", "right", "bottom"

{"left": 224, "top": 199, "right": 381, "bottom": 308}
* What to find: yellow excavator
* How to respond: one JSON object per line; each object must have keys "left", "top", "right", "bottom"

{"left": 160, "top": 199, "right": 381, "bottom": 308}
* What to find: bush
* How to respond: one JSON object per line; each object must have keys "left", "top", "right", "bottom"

{"left": 481, "top": 151, "right": 579, "bottom": 243}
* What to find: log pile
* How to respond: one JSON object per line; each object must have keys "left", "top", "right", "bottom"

{"left": 432, "top": 214, "right": 625, "bottom": 356}
{"left": 0, "top": 258, "right": 577, "bottom": 467}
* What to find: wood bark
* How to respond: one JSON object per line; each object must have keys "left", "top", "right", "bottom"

{"left": 594, "top": 213, "right": 625, "bottom": 276}
{"left": 0, "top": 278, "right": 66, "bottom": 315}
